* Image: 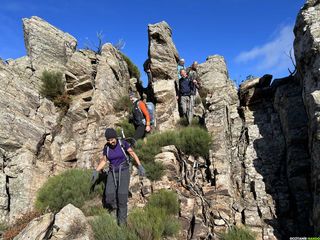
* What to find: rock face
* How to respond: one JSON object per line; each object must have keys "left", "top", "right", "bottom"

{"left": 14, "top": 204, "right": 93, "bottom": 240}
{"left": 1, "top": 2, "right": 320, "bottom": 239}
{"left": 0, "top": 17, "right": 131, "bottom": 224}
{"left": 147, "top": 21, "right": 180, "bottom": 131}
{"left": 294, "top": 0, "right": 320, "bottom": 235}
{"left": 23, "top": 16, "right": 77, "bottom": 71}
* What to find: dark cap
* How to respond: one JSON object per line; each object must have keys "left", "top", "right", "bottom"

{"left": 105, "top": 128, "right": 117, "bottom": 140}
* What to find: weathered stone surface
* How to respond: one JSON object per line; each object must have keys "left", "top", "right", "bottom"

{"left": 13, "top": 213, "right": 54, "bottom": 240}
{"left": 153, "top": 79, "right": 180, "bottom": 131}
{"left": 294, "top": 0, "right": 320, "bottom": 235}
{"left": 148, "top": 21, "right": 180, "bottom": 131}
{"left": 23, "top": 16, "right": 77, "bottom": 70}
{"left": 0, "top": 57, "right": 59, "bottom": 223}
{"left": 51, "top": 204, "right": 93, "bottom": 240}
{"left": 148, "top": 21, "right": 179, "bottom": 81}
{"left": 1, "top": 4, "right": 319, "bottom": 238}
{"left": 198, "top": 55, "right": 230, "bottom": 92}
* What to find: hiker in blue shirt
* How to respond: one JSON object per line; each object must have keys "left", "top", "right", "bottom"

{"left": 177, "top": 69, "right": 198, "bottom": 124}
{"left": 92, "top": 128, "right": 145, "bottom": 225}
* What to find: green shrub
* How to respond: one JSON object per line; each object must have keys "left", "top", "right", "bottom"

{"left": 119, "top": 52, "right": 140, "bottom": 80}
{"left": 177, "top": 117, "right": 201, "bottom": 127}
{"left": 82, "top": 206, "right": 105, "bottom": 217}
{"left": 39, "top": 70, "right": 65, "bottom": 99}
{"left": 39, "top": 70, "right": 72, "bottom": 109}
{"left": 113, "top": 95, "right": 133, "bottom": 113}
{"left": 144, "top": 162, "right": 165, "bottom": 181}
{"left": 176, "top": 127, "right": 212, "bottom": 158}
{"left": 128, "top": 206, "right": 180, "bottom": 240}
{"left": 163, "top": 216, "right": 180, "bottom": 236}
{"left": 135, "top": 131, "right": 176, "bottom": 164}
{"left": 220, "top": 226, "right": 256, "bottom": 240}
{"left": 147, "top": 189, "right": 179, "bottom": 215}
{"left": 115, "top": 118, "right": 135, "bottom": 139}
{"left": 90, "top": 211, "right": 138, "bottom": 240}
{"left": 35, "top": 169, "right": 103, "bottom": 213}
{"left": 134, "top": 127, "right": 211, "bottom": 181}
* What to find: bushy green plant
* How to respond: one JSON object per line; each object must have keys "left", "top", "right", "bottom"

{"left": 113, "top": 95, "right": 133, "bottom": 113}
{"left": 116, "top": 118, "right": 135, "bottom": 139}
{"left": 135, "top": 131, "right": 176, "bottom": 164}
{"left": 220, "top": 226, "right": 256, "bottom": 240}
{"left": 35, "top": 169, "right": 103, "bottom": 213}
{"left": 176, "top": 127, "right": 212, "bottom": 158}
{"left": 39, "top": 70, "right": 72, "bottom": 109}
{"left": 147, "top": 189, "right": 179, "bottom": 215}
{"left": 39, "top": 70, "right": 65, "bottom": 99}
{"left": 119, "top": 52, "right": 140, "bottom": 80}
{"left": 177, "top": 117, "right": 201, "bottom": 127}
{"left": 134, "top": 127, "right": 211, "bottom": 181}
{"left": 90, "top": 211, "right": 138, "bottom": 240}
{"left": 144, "top": 162, "right": 165, "bottom": 181}
{"left": 82, "top": 205, "right": 105, "bottom": 217}
{"left": 128, "top": 206, "right": 180, "bottom": 240}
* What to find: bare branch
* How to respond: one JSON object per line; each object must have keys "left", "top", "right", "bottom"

{"left": 114, "top": 39, "right": 126, "bottom": 50}
{"left": 285, "top": 48, "right": 297, "bottom": 75}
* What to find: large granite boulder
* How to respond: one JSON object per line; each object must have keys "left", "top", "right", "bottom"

{"left": 14, "top": 204, "right": 93, "bottom": 240}
{"left": 147, "top": 21, "right": 180, "bottom": 131}
{"left": 23, "top": 16, "right": 77, "bottom": 71}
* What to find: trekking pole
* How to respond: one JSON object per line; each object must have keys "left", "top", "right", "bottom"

{"left": 121, "top": 128, "right": 125, "bottom": 138}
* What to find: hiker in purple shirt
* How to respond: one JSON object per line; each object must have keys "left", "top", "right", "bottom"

{"left": 92, "top": 128, "right": 145, "bottom": 225}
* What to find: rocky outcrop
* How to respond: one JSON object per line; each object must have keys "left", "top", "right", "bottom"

{"left": 0, "top": 16, "right": 131, "bottom": 224}
{"left": 50, "top": 204, "right": 93, "bottom": 240}
{"left": 0, "top": 57, "right": 58, "bottom": 223}
{"left": 14, "top": 213, "right": 54, "bottom": 240}
{"left": 23, "top": 16, "right": 77, "bottom": 71}
{"left": 148, "top": 21, "right": 180, "bottom": 131}
{"left": 294, "top": 0, "right": 320, "bottom": 235}
{"left": 1, "top": 1, "right": 320, "bottom": 238}
{"left": 14, "top": 204, "right": 93, "bottom": 240}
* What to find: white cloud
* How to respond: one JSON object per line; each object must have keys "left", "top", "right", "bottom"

{"left": 235, "top": 24, "right": 295, "bottom": 75}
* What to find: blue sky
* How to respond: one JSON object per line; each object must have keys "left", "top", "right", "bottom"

{"left": 0, "top": 0, "right": 305, "bottom": 86}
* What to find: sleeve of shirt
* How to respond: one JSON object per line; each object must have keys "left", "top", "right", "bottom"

{"left": 102, "top": 144, "right": 108, "bottom": 156}
{"left": 123, "top": 140, "right": 131, "bottom": 150}
{"left": 138, "top": 101, "right": 151, "bottom": 126}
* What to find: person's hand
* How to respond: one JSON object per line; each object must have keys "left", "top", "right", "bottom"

{"left": 91, "top": 170, "right": 99, "bottom": 184}
{"left": 176, "top": 96, "right": 179, "bottom": 100}
{"left": 145, "top": 125, "right": 151, "bottom": 132}
{"left": 138, "top": 165, "right": 145, "bottom": 177}
{"left": 193, "top": 80, "right": 197, "bottom": 84}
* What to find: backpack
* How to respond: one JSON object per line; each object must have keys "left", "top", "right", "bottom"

{"left": 140, "top": 101, "right": 155, "bottom": 126}
{"left": 146, "top": 102, "right": 155, "bottom": 126}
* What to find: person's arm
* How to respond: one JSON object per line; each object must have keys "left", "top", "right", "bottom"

{"left": 95, "top": 156, "right": 107, "bottom": 171}
{"left": 127, "top": 147, "right": 145, "bottom": 176}
{"left": 127, "top": 147, "right": 142, "bottom": 166}
{"left": 138, "top": 101, "right": 151, "bottom": 132}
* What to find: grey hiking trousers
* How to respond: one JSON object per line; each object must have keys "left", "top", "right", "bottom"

{"left": 180, "top": 95, "right": 195, "bottom": 124}
{"left": 105, "top": 167, "right": 130, "bottom": 225}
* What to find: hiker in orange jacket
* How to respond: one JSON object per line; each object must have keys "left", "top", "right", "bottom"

{"left": 129, "top": 92, "right": 151, "bottom": 141}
